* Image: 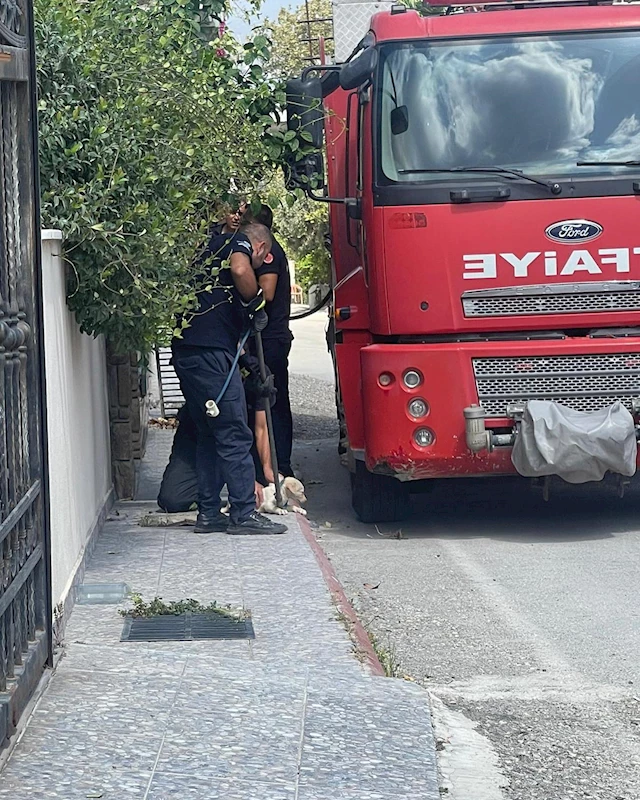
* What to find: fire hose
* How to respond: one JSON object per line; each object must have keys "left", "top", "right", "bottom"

{"left": 204, "top": 328, "right": 251, "bottom": 420}
{"left": 203, "top": 285, "right": 332, "bottom": 509}
{"left": 289, "top": 288, "right": 332, "bottom": 320}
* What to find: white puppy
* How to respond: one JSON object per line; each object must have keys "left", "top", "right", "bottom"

{"left": 258, "top": 476, "right": 308, "bottom": 516}
{"left": 221, "top": 476, "right": 308, "bottom": 517}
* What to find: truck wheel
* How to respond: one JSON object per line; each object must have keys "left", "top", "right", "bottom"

{"left": 351, "top": 461, "right": 411, "bottom": 523}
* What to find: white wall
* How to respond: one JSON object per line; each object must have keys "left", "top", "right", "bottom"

{"left": 146, "top": 352, "right": 162, "bottom": 418}
{"left": 42, "top": 230, "right": 112, "bottom": 607}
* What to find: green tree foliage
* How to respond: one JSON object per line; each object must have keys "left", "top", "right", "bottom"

{"left": 403, "top": 0, "right": 445, "bottom": 15}
{"left": 294, "top": 249, "right": 331, "bottom": 292}
{"left": 272, "top": 185, "right": 330, "bottom": 291}
{"left": 259, "top": 0, "right": 333, "bottom": 79}
{"left": 35, "top": 0, "right": 302, "bottom": 351}
{"left": 257, "top": 0, "right": 333, "bottom": 291}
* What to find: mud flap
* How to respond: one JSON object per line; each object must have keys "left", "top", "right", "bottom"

{"left": 511, "top": 400, "right": 637, "bottom": 484}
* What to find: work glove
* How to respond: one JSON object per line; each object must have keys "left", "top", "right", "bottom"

{"left": 257, "top": 373, "right": 276, "bottom": 400}
{"left": 242, "top": 289, "right": 266, "bottom": 315}
{"left": 251, "top": 309, "right": 268, "bottom": 332}
{"left": 243, "top": 368, "right": 276, "bottom": 408}
{"left": 241, "top": 289, "right": 268, "bottom": 332}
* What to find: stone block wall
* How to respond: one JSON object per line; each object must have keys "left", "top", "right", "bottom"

{"left": 107, "top": 346, "right": 149, "bottom": 498}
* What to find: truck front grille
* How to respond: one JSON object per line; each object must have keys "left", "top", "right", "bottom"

{"left": 472, "top": 353, "right": 640, "bottom": 417}
{"left": 462, "top": 281, "right": 640, "bottom": 318}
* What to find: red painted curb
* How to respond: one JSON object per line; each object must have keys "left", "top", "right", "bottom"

{"left": 296, "top": 513, "right": 385, "bottom": 677}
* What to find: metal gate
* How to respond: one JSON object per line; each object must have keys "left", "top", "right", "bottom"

{"left": 0, "top": 0, "right": 52, "bottom": 749}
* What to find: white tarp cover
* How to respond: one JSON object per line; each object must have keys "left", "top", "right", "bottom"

{"left": 511, "top": 400, "right": 637, "bottom": 483}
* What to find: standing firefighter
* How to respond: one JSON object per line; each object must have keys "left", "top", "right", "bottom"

{"left": 249, "top": 204, "right": 295, "bottom": 477}
{"left": 210, "top": 199, "right": 248, "bottom": 236}
{"left": 171, "top": 222, "right": 287, "bottom": 535}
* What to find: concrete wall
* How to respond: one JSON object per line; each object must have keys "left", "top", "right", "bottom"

{"left": 146, "top": 353, "right": 162, "bottom": 418}
{"left": 41, "top": 230, "right": 113, "bottom": 609}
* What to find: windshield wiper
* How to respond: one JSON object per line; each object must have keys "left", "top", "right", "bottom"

{"left": 577, "top": 160, "right": 640, "bottom": 167}
{"left": 398, "top": 167, "right": 562, "bottom": 195}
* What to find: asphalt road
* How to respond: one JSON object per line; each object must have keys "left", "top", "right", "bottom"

{"left": 289, "top": 306, "right": 334, "bottom": 383}
{"left": 290, "top": 316, "right": 640, "bottom": 800}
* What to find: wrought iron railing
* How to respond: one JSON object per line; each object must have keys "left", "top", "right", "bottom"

{"left": 0, "top": 0, "right": 51, "bottom": 749}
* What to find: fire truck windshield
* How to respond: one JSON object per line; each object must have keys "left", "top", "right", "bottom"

{"left": 378, "top": 31, "right": 640, "bottom": 187}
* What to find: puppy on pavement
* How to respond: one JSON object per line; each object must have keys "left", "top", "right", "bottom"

{"left": 258, "top": 476, "right": 307, "bottom": 516}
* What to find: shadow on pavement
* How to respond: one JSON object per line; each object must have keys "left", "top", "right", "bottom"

{"left": 295, "top": 439, "right": 640, "bottom": 545}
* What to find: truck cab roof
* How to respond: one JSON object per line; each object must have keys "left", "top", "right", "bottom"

{"left": 369, "top": 4, "right": 640, "bottom": 41}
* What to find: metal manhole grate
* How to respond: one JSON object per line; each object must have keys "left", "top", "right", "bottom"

{"left": 121, "top": 612, "right": 255, "bottom": 642}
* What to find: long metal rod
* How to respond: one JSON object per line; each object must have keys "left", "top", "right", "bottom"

{"left": 253, "top": 331, "right": 283, "bottom": 507}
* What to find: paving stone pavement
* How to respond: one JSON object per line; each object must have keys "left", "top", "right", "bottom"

{"left": 0, "top": 435, "right": 440, "bottom": 799}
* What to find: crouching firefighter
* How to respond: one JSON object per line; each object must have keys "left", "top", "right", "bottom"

{"left": 157, "top": 353, "right": 277, "bottom": 514}
{"left": 171, "top": 222, "right": 287, "bottom": 536}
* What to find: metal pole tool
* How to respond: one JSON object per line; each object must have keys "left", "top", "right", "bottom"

{"left": 254, "top": 330, "right": 283, "bottom": 508}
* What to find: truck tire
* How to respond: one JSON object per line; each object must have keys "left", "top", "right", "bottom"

{"left": 351, "top": 461, "right": 411, "bottom": 523}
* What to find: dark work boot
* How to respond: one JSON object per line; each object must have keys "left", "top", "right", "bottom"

{"left": 227, "top": 511, "right": 288, "bottom": 536}
{"left": 194, "top": 512, "right": 229, "bottom": 534}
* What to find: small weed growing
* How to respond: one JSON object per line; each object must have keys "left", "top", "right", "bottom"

{"left": 121, "top": 593, "right": 250, "bottom": 623}
{"left": 368, "top": 631, "right": 400, "bottom": 678}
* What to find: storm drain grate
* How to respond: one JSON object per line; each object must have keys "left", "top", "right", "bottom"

{"left": 121, "top": 612, "right": 254, "bottom": 642}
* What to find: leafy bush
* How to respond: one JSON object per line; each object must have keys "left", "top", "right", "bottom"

{"left": 36, "top": 0, "right": 306, "bottom": 352}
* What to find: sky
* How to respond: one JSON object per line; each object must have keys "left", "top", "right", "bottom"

{"left": 227, "top": 0, "right": 295, "bottom": 41}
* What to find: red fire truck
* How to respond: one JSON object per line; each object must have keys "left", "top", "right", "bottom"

{"left": 287, "top": 0, "right": 640, "bottom": 522}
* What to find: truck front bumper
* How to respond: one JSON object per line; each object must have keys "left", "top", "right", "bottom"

{"left": 360, "top": 339, "right": 640, "bottom": 480}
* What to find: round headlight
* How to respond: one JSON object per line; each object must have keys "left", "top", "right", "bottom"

{"left": 403, "top": 369, "right": 422, "bottom": 389}
{"left": 408, "top": 398, "right": 428, "bottom": 418}
{"left": 379, "top": 372, "right": 393, "bottom": 387}
{"left": 414, "top": 427, "right": 435, "bottom": 447}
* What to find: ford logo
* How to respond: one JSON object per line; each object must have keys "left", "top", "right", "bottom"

{"left": 545, "top": 219, "right": 603, "bottom": 244}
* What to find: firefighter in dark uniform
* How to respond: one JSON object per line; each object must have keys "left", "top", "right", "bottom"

{"left": 171, "top": 222, "right": 286, "bottom": 535}
{"left": 157, "top": 353, "right": 277, "bottom": 514}
{"left": 249, "top": 204, "right": 295, "bottom": 477}
{"left": 209, "top": 200, "right": 247, "bottom": 237}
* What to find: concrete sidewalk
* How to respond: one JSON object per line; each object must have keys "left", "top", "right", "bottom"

{"left": 0, "top": 447, "right": 440, "bottom": 799}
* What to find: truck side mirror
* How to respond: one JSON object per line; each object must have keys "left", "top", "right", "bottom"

{"left": 321, "top": 71, "right": 341, "bottom": 97}
{"left": 286, "top": 76, "right": 324, "bottom": 149}
{"left": 390, "top": 105, "right": 409, "bottom": 135}
{"left": 339, "top": 47, "right": 378, "bottom": 91}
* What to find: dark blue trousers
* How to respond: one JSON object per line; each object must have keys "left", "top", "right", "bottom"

{"left": 261, "top": 337, "right": 294, "bottom": 477}
{"left": 171, "top": 346, "right": 256, "bottom": 523}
